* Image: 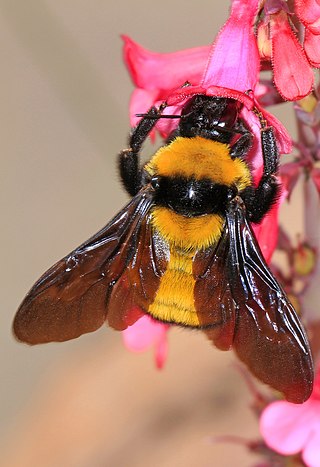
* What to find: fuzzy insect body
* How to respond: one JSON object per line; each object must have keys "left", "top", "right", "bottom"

{"left": 13, "top": 94, "right": 314, "bottom": 403}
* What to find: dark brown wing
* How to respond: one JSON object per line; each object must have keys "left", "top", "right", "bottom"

{"left": 194, "top": 197, "right": 313, "bottom": 403}
{"left": 107, "top": 224, "right": 168, "bottom": 330}
{"left": 194, "top": 234, "right": 237, "bottom": 351}
{"left": 13, "top": 188, "right": 168, "bottom": 344}
{"left": 195, "top": 196, "right": 314, "bottom": 403}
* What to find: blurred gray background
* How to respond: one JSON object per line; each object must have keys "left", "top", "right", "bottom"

{"left": 0, "top": 2, "right": 295, "bottom": 466}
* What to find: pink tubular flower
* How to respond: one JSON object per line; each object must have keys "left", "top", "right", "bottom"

{"left": 122, "top": 315, "right": 169, "bottom": 369}
{"left": 122, "top": 35, "right": 210, "bottom": 129}
{"left": 279, "top": 160, "right": 301, "bottom": 200}
{"left": 125, "top": 0, "right": 319, "bottom": 113}
{"left": 123, "top": 0, "right": 291, "bottom": 155}
{"left": 252, "top": 194, "right": 281, "bottom": 264}
{"left": 304, "top": 29, "right": 320, "bottom": 67}
{"left": 295, "top": 0, "right": 320, "bottom": 68}
{"left": 312, "top": 169, "right": 320, "bottom": 194}
{"left": 260, "top": 367, "right": 320, "bottom": 467}
{"left": 260, "top": 0, "right": 320, "bottom": 100}
{"left": 294, "top": 0, "right": 320, "bottom": 35}
{"left": 269, "top": 10, "right": 314, "bottom": 101}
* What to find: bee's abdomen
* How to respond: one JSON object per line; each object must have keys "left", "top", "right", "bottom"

{"left": 147, "top": 249, "right": 201, "bottom": 327}
{"left": 150, "top": 206, "right": 224, "bottom": 251}
{"left": 147, "top": 207, "right": 224, "bottom": 327}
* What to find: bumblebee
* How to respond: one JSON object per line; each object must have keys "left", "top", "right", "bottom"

{"left": 13, "top": 94, "right": 313, "bottom": 403}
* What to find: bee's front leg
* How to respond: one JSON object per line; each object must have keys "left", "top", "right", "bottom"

{"left": 241, "top": 126, "right": 280, "bottom": 223}
{"left": 118, "top": 106, "right": 165, "bottom": 196}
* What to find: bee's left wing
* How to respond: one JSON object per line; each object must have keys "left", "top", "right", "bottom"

{"left": 226, "top": 197, "right": 314, "bottom": 403}
{"left": 13, "top": 187, "right": 168, "bottom": 344}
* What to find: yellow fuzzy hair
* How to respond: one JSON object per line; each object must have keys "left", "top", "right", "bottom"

{"left": 148, "top": 248, "right": 200, "bottom": 326}
{"left": 146, "top": 136, "right": 251, "bottom": 191}
{"left": 151, "top": 207, "right": 224, "bottom": 251}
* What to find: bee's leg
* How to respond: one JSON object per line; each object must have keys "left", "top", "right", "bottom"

{"left": 118, "top": 106, "right": 163, "bottom": 196}
{"left": 230, "top": 133, "right": 253, "bottom": 159}
{"left": 242, "top": 127, "right": 280, "bottom": 223}
{"left": 229, "top": 120, "right": 253, "bottom": 159}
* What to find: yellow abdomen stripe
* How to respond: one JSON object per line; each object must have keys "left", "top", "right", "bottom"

{"left": 148, "top": 248, "right": 200, "bottom": 327}
{"left": 147, "top": 207, "right": 224, "bottom": 327}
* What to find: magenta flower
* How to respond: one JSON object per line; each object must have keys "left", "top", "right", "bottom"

{"left": 269, "top": 10, "right": 314, "bottom": 101}
{"left": 123, "top": 0, "right": 291, "bottom": 157}
{"left": 279, "top": 161, "right": 301, "bottom": 200}
{"left": 295, "top": 0, "right": 320, "bottom": 35}
{"left": 261, "top": 0, "right": 320, "bottom": 100}
{"left": 279, "top": 150, "right": 320, "bottom": 200}
{"left": 122, "top": 35, "right": 210, "bottom": 131}
{"left": 122, "top": 315, "right": 169, "bottom": 369}
{"left": 253, "top": 194, "right": 281, "bottom": 264}
{"left": 260, "top": 367, "right": 320, "bottom": 467}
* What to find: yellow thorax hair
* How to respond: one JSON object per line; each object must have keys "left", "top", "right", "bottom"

{"left": 146, "top": 136, "right": 251, "bottom": 191}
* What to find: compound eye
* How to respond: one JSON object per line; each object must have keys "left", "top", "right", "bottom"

{"left": 151, "top": 176, "right": 161, "bottom": 191}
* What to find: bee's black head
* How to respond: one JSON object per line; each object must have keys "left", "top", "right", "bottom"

{"left": 179, "top": 95, "right": 242, "bottom": 144}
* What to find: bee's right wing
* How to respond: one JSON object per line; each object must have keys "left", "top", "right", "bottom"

{"left": 225, "top": 197, "right": 313, "bottom": 403}
{"left": 13, "top": 187, "right": 168, "bottom": 344}
{"left": 194, "top": 196, "right": 314, "bottom": 403}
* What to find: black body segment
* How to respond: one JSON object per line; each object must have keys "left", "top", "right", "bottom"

{"left": 154, "top": 176, "right": 230, "bottom": 217}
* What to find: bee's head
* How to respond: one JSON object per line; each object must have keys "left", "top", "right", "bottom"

{"left": 179, "top": 95, "right": 242, "bottom": 144}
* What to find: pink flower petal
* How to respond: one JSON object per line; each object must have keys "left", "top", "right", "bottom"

{"left": 154, "top": 334, "right": 168, "bottom": 369}
{"left": 295, "top": 0, "right": 320, "bottom": 34}
{"left": 260, "top": 399, "right": 316, "bottom": 455}
{"left": 280, "top": 161, "right": 301, "bottom": 199}
{"left": 261, "top": 368, "right": 320, "bottom": 463}
{"left": 122, "top": 315, "right": 169, "bottom": 368}
{"left": 256, "top": 80, "right": 284, "bottom": 107}
{"left": 122, "top": 35, "right": 210, "bottom": 91}
{"left": 270, "top": 11, "right": 314, "bottom": 100}
{"left": 312, "top": 168, "right": 320, "bottom": 193}
{"left": 304, "top": 29, "right": 320, "bottom": 67}
{"left": 201, "top": 0, "right": 260, "bottom": 92}
{"left": 303, "top": 428, "right": 320, "bottom": 467}
{"left": 260, "top": 106, "right": 292, "bottom": 154}
{"left": 307, "top": 18, "right": 320, "bottom": 36}
{"left": 155, "top": 103, "right": 183, "bottom": 138}
{"left": 253, "top": 201, "right": 280, "bottom": 263}
{"left": 122, "top": 315, "right": 165, "bottom": 351}
{"left": 129, "top": 88, "right": 160, "bottom": 127}
{"left": 239, "top": 106, "right": 263, "bottom": 174}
